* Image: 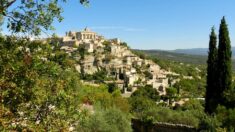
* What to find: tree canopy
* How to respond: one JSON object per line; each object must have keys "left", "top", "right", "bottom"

{"left": 0, "top": 0, "right": 89, "bottom": 35}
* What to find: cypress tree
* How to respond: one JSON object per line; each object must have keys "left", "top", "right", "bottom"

{"left": 205, "top": 27, "right": 218, "bottom": 114}
{"left": 217, "top": 16, "right": 232, "bottom": 107}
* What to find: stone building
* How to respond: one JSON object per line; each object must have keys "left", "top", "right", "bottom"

{"left": 81, "top": 55, "right": 97, "bottom": 74}
{"left": 62, "top": 28, "right": 100, "bottom": 47}
{"left": 61, "top": 28, "right": 123, "bottom": 56}
{"left": 82, "top": 43, "right": 94, "bottom": 53}
{"left": 58, "top": 27, "right": 179, "bottom": 97}
{"left": 65, "top": 27, "right": 98, "bottom": 41}
{"left": 76, "top": 27, "right": 98, "bottom": 40}
{"left": 109, "top": 38, "right": 121, "bottom": 44}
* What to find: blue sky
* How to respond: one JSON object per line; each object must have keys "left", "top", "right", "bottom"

{"left": 3, "top": 0, "right": 235, "bottom": 50}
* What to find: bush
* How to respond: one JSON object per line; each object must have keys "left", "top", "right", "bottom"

{"left": 78, "top": 108, "right": 132, "bottom": 132}
{"left": 151, "top": 106, "right": 200, "bottom": 127}
{"left": 127, "top": 86, "right": 133, "bottom": 92}
{"left": 131, "top": 85, "right": 160, "bottom": 101}
{"left": 107, "top": 83, "right": 118, "bottom": 93}
{"left": 216, "top": 105, "right": 235, "bottom": 131}
{"left": 199, "top": 115, "right": 221, "bottom": 131}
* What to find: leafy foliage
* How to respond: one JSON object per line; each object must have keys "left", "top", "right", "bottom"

{"left": 77, "top": 108, "right": 132, "bottom": 132}
{"left": 0, "top": 36, "right": 131, "bottom": 131}
{"left": 130, "top": 97, "right": 205, "bottom": 128}
{"left": 0, "top": 0, "right": 89, "bottom": 35}
{"left": 216, "top": 105, "right": 235, "bottom": 131}
{"left": 131, "top": 85, "right": 160, "bottom": 102}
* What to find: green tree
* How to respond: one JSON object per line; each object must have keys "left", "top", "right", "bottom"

{"left": 0, "top": 36, "right": 85, "bottom": 130}
{"left": 217, "top": 17, "right": 233, "bottom": 108}
{"left": 0, "top": 0, "right": 89, "bottom": 35}
{"left": 166, "top": 87, "right": 177, "bottom": 104}
{"left": 78, "top": 108, "right": 132, "bottom": 132}
{"left": 129, "top": 96, "right": 156, "bottom": 119}
{"left": 205, "top": 27, "right": 218, "bottom": 114}
{"left": 107, "top": 82, "right": 118, "bottom": 93}
{"left": 131, "top": 85, "right": 160, "bottom": 101}
{"left": 216, "top": 105, "right": 235, "bottom": 131}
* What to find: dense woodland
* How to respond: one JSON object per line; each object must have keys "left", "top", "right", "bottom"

{"left": 1, "top": 0, "right": 235, "bottom": 131}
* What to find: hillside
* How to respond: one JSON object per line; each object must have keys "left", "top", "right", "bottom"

{"left": 61, "top": 28, "right": 177, "bottom": 96}
{"left": 0, "top": 34, "right": 217, "bottom": 131}
{"left": 135, "top": 49, "right": 207, "bottom": 65}
{"left": 172, "top": 48, "right": 208, "bottom": 56}
{"left": 1, "top": 1, "right": 235, "bottom": 131}
{"left": 0, "top": 29, "right": 220, "bottom": 131}
{"left": 168, "top": 47, "right": 235, "bottom": 57}
{"left": 137, "top": 49, "right": 235, "bottom": 71}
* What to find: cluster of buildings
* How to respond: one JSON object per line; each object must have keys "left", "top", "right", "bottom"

{"left": 61, "top": 27, "right": 120, "bottom": 53}
{"left": 60, "top": 28, "right": 179, "bottom": 96}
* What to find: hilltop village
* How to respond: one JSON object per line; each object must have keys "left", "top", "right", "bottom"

{"left": 59, "top": 28, "right": 179, "bottom": 97}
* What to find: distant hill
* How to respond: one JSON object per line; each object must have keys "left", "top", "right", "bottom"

{"left": 169, "top": 47, "right": 235, "bottom": 57}
{"left": 171, "top": 48, "right": 208, "bottom": 56}
{"left": 137, "top": 49, "right": 235, "bottom": 71}
{"left": 136, "top": 49, "right": 207, "bottom": 65}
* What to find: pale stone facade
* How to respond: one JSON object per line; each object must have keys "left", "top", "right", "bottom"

{"left": 62, "top": 28, "right": 100, "bottom": 48}
{"left": 59, "top": 27, "right": 182, "bottom": 97}
{"left": 81, "top": 55, "right": 98, "bottom": 74}
{"left": 65, "top": 28, "right": 97, "bottom": 41}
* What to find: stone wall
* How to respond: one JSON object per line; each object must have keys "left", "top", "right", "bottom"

{"left": 131, "top": 119, "right": 197, "bottom": 132}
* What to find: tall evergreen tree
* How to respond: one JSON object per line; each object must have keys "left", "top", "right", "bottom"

{"left": 205, "top": 27, "right": 218, "bottom": 114}
{"left": 217, "top": 17, "right": 232, "bottom": 107}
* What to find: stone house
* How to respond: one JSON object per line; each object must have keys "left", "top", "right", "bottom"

{"left": 81, "top": 55, "right": 97, "bottom": 74}
{"left": 109, "top": 38, "right": 121, "bottom": 44}
{"left": 125, "top": 71, "right": 139, "bottom": 86}
{"left": 134, "top": 60, "right": 142, "bottom": 67}
{"left": 84, "top": 43, "right": 94, "bottom": 53}
{"left": 116, "top": 80, "right": 125, "bottom": 90}
{"left": 60, "top": 46, "right": 77, "bottom": 53}
{"left": 62, "top": 28, "right": 100, "bottom": 48}
{"left": 58, "top": 27, "right": 182, "bottom": 97}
